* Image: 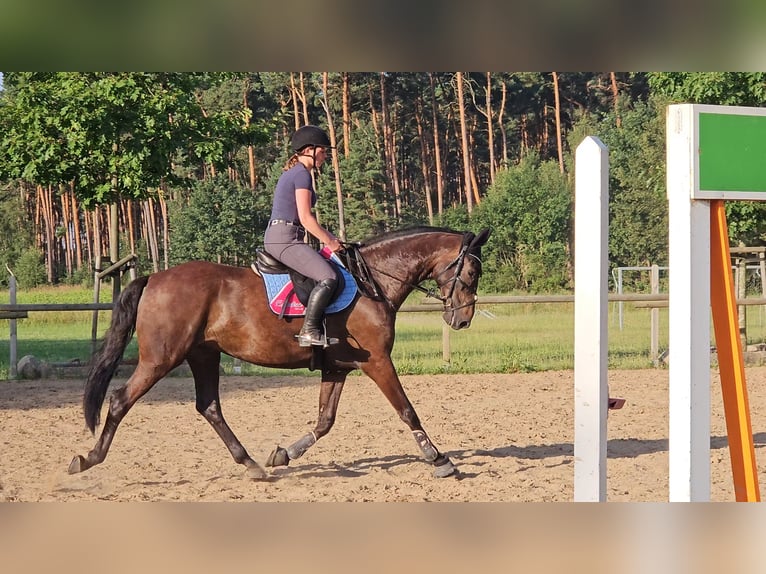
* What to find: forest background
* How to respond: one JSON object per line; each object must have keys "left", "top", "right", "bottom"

{"left": 2, "top": 72, "right": 766, "bottom": 295}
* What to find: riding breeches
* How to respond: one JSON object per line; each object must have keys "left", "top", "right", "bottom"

{"left": 264, "top": 222, "right": 336, "bottom": 282}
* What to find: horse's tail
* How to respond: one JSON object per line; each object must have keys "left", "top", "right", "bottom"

{"left": 83, "top": 275, "right": 149, "bottom": 433}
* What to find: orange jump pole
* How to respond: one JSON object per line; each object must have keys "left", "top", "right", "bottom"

{"left": 709, "top": 199, "right": 760, "bottom": 501}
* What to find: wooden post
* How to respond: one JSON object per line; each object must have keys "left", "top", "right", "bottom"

{"left": 651, "top": 264, "right": 659, "bottom": 366}
{"left": 442, "top": 322, "right": 451, "bottom": 364}
{"left": 710, "top": 200, "right": 760, "bottom": 501}
{"left": 9, "top": 276, "right": 17, "bottom": 379}
{"left": 573, "top": 136, "right": 609, "bottom": 501}
{"left": 760, "top": 251, "right": 766, "bottom": 336}
{"left": 760, "top": 252, "right": 766, "bottom": 299}
{"left": 737, "top": 256, "right": 747, "bottom": 350}
{"left": 110, "top": 202, "right": 121, "bottom": 301}
{"left": 91, "top": 256, "right": 101, "bottom": 358}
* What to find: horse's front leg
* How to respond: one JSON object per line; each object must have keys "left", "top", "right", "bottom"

{"left": 266, "top": 370, "right": 348, "bottom": 468}
{"left": 362, "top": 359, "right": 456, "bottom": 478}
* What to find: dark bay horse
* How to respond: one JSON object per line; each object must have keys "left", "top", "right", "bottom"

{"left": 68, "top": 226, "right": 490, "bottom": 480}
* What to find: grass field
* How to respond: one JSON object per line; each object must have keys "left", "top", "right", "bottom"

{"left": 5, "top": 285, "right": 766, "bottom": 380}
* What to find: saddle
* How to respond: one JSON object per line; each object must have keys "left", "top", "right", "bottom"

{"left": 251, "top": 247, "right": 357, "bottom": 319}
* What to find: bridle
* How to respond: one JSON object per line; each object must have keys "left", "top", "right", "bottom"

{"left": 431, "top": 245, "right": 481, "bottom": 314}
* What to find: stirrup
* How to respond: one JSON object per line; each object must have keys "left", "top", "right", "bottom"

{"left": 296, "top": 331, "right": 338, "bottom": 348}
{"left": 296, "top": 330, "right": 325, "bottom": 347}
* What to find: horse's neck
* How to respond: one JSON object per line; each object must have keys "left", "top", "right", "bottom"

{"left": 365, "top": 236, "right": 454, "bottom": 307}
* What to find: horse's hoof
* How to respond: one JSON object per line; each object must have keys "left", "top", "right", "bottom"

{"left": 433, "top": 459, "right": 456, "bottom": 478}
{"left": 68, "top": 455, "right": 87, "bottom": 474}
{"left": 265, "top": 446, "right": 290, "bottom": 467}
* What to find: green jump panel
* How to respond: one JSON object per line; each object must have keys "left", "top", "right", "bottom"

{"left": 699, "top": 112, "right": 766, "bottom": 193}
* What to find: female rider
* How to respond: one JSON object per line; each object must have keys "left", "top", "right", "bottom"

{"left": 263, "top": 125, "right": 343, "bottom": 347}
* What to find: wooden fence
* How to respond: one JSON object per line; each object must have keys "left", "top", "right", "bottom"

{"left": 8, "top": 290, "right": 766, "bottom": 375}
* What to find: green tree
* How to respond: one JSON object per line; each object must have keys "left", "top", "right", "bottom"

{"left": 168, "top": 176, "right": 268, "bottom": 266}
{"left": 0, "top": 72, "right": 244, "bottom": 207}
{"left": 646, "top": 72, "right": 766, "bottom": 107}
{"left": 473, "top": 153, "right": 571, "bottom": 292}
{"left": 334, "top": 122, "right": 388, "bottom": 241}
{"left": 13, "top": 247, "right": 46, "bottom": 288}
{"left": 0, "top": 184, "right": 33, "bottom": 286}
{"left": 566, "top": 96, "right": 668, "bottom": 274}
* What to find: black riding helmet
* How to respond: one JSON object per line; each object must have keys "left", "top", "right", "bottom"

{"left": 291, "top": 125, "right": 331, "bottom": 152}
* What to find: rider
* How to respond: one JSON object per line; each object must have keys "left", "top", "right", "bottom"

{"left": 264, "top": 125, "right": 343, "bottom": 347}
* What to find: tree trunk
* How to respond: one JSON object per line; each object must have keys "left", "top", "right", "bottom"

{"left": 552, "top": 72, "right": 565, "bottom": 174}
{"left": 82, "top": 202, "right": 93, "bottom": 270}
{"left": 520, "top": 114, "right": 529, "bottom": 155}
{"left": 368, "top": 81, "right": 380, "bottom": 152}
{"left": 109, "top": 202, "right": 119, "bottom": 269}
{"left": 498, "top": 77, "right": 508, "bottom": 166}
{"left": 321, "top": 72, "right": 346, "bottom": 240}
{"left": 429, "top": 73, "right": 445, "bottom": 215}
{"left": 379, "top": 73, "right": 402, "bottom": 220}
{"left": 160, "top": 192, "right": 169, "bottom": 270}
{"left": 290, "top": 73, "right": 302, "bottom": 131}
{"left": 69, "top": 185, "right": 83, "bottom": 271}
{"left": 468, "top": 119, "right": 481, "bottom": 205}
{"left": 485, "top": 72, "right": 496, "bottom": 185}
{"left": 125, "top": 198, "right": 136, "bottom": 255}
{"left": 456, "top": 72, "right": 474, "bottom": 214}
{"left": 299, "top": 72, "right": 309, "bottom": 124}
{"left": 60, "top": 187, "right": 72, "bottom": 277}
{"left": 342, "top": 72, "right": 351, "bottom": 158}
{"left": 37, "top": 185, "right": 56, "bottom": 282}
{"left": 610, "top": 71, "right": 622, "bottom": 127}
{"left": 139, "top": 203, "right": 149, "bottom": 265}
{"left": 92, "top": 208, "right": 102, "bottom": 263}
{"left": 140, "top": 199, "right": 157, "bottom": 272}
{"left": 46, "top": 190, "right": 58, "bottom": 278}
{"left": 244, "top": 81, "right": 257, "bottom": 190}
{"left": 148, "top": 198, "right": 160, "bottom": 272}
{"left": 415, "top": 96, "right": 434, "bottom": 225}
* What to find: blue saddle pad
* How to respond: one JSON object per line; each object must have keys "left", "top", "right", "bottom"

{"left": 260, "top": 252, "right": 358, "bottom": 317}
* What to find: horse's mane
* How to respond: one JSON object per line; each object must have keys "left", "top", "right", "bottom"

{"left": 361, "top": 226, "right": 461, "bottom": 247}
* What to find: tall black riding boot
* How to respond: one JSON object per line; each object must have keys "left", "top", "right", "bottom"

{"left": 297, "top": 278, "right": 337, "bottom": 347}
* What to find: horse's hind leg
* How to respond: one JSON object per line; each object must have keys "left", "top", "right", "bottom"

{"left": 187, "top": 349, "right": 267, "bottom": 480}
{"left": 68, "top": 366, "right": 163, "bottom": 474}
{"left": 362, "top": 359, "right": 456, "bottom": 478}
{"left": 266, "top": 370, "right": 349, "bottom": 468}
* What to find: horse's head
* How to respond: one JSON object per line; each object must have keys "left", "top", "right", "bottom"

{"left": 435, "top": 228, "right": 491, "bottom": 330}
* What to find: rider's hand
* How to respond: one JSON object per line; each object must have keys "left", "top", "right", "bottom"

{"left": 327, "top": 237, "right": 343, "bottom": 253}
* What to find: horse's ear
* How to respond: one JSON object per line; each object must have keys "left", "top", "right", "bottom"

{"left": 471, "top": 228, "right": 490, "bottom": 248}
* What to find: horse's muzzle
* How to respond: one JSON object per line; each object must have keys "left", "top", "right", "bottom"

{"left": 454, "top": 318, "right": 472, "bottom": 330}
{"left": 444, "top": 310, "right": 472, "bottom": 330}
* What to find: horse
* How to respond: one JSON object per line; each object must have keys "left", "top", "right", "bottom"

{"left": 68, "top": 226, "right": 491, "bottom": 480}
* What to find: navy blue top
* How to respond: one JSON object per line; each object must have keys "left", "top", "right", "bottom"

{"left": 270, "top": 164, "right": 316, "bottom": 222}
